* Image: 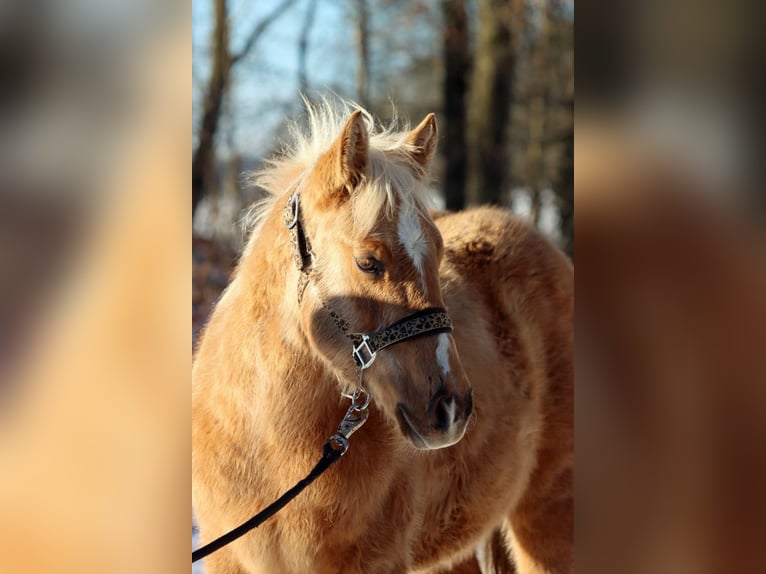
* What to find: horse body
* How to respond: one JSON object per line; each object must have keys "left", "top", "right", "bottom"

{"left": 192, "top": 103, "right": 572, "bottom": 574}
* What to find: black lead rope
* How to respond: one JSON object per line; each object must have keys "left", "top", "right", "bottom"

{"left": 193, "top": 387, "right": 371, "bottom": 564}
{"left": 192, "top": 440, "right": 343, "bottom": 563}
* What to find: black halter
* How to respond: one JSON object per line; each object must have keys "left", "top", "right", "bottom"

{"left": 284, "top": 191, "right": 453, "bottom": 371}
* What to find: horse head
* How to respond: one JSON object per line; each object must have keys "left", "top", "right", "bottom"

{"left": 295, "top": 109, "right": 473, "bottom": 450}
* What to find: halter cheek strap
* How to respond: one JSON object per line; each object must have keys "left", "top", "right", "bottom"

{"left": 284, "top": 192, "right": 313, "bottom": 302}
{"left": 284, "top": 191, "right": 453, "bottom": 372}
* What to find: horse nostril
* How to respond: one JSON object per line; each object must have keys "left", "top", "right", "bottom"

{"left": 436, "top": 400, "right": 450, "bottom": 431}
{"left": 431, "top": 395, "right": 455, "bottom": 432}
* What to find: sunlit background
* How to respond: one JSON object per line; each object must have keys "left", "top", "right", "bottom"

{"left": 191, "top": 0, "right": 573, "bottom": 249}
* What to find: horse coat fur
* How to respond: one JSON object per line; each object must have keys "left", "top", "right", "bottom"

{"left": 192, "top": 102, "right": 573, "bottom": 574}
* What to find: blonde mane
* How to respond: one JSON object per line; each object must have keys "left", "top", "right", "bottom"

{"left": 244, "top": 98, "right": 439, "bottom": 242}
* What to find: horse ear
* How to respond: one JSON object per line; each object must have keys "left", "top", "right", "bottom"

{"left": 319, "top": 110, "right": 369, "bottom": 199}
{"left": 405, "top": 113, "right": 438, "bottom": 177}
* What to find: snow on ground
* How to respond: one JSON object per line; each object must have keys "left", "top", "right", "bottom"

{"left": 192, "top": 518, "right": 205, "bottom": 574}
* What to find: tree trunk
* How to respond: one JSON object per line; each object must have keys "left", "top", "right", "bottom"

{"left": 556, "top": 97, "right": 574, "bottom": 259}
{"left": 467, "top": 0, "right": 514, "bottom": 206}
{"left": 355, "top": 0, "right": 370, "bottom": 108}
{"left": 192, "top": 0, "right": 296, "bottom": 217}
{"left": 441, "top": 0, "right": 470, "bottom": 211}
{"left": 529, "top": 188, "right": 542, "bottom": 226}
{"left": 192, "top": 0, "right": 230, "bottom": 216}
{"left": 298, "top": 0, "right": 319, "bottom": 94}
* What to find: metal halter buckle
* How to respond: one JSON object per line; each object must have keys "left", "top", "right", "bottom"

{"left": 284, "top": 193, "right": 300, "bottom": 229}
{"left": 352, "top": 335, "right": 377, "bottom": 370}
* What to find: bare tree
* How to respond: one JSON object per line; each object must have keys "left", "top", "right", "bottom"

{"left": 192, "top": 0, "right": 297, "bottom": 216}
{"left": 193, "top": 0, "right": 230, "bottom": 215}
{"left": 467, "top": 0, "right": 515, "bottom": 206}
{"left": 441, "top": 0, "right": 470, "bottom": 211}
{"left": 546, "top": 0, "right": 573, "bottom": 258}
{"left": 298, "top": 0, "right": 320, "bottom": 94}
{"left": 354, "top": 0, "right": 370, "bottom": 108}
{"left": 555, "top": 96, "right": 573, "bottom": 259}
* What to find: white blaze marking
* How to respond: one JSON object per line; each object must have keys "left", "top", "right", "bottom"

{"left": 436, "top": 333, "right": 451, "bottom": 376}
{"left": 397, "top": 208, "right": 427, "bottom": 293}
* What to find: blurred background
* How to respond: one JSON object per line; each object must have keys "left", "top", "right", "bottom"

{"left": 192, "top": 0, "right": 573, "bottom": 335}
{"left": 576, "top": 1, "right": 766, "bottom": 572}
{"left": 0, "top": 0, "right": 764, "bottom": 573}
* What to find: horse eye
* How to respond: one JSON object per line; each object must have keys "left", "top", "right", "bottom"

{"left": 355, "top": 256, "right": 382, "bottom": 274}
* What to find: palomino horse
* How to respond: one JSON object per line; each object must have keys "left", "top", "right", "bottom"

{"left": 192, "top": 102, "right": 573, "bottom": 573}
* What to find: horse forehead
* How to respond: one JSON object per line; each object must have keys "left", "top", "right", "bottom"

{"left": 396, "top": 208, "right": 426, "bottom": 256}
{"left": 394, "top": 206, "right": 433, "bottom": 294}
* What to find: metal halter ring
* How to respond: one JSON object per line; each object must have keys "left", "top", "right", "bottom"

{"left": 350, "top": 388, "right": 371, "bottom": 410}
{"left": 352, "top": 335, "right": 377, "bottom": 370}
{"left": 328, "top": 434, "right": 350, "bottom": 455}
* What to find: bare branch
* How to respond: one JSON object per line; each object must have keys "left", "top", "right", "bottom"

{"left": 354, "top": 0, "right": 370, "bottom": 108}
{"left": 230, "top": 0, "right": 298, "bottom": 66}
{"left": 298, "top": 0, "right": 319, "bottom": 94}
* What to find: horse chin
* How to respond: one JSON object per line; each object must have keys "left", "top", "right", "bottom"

{"left": 395, "top": 404, "right": 466, "bottom": 451}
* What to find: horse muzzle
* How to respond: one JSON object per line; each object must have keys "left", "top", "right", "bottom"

{"left": 396, "top": 388, "right": 473, "bottom": 450}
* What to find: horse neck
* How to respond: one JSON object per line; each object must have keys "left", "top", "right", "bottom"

{"left": 236, "top": 197, "right": 344, "bottom": 448}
